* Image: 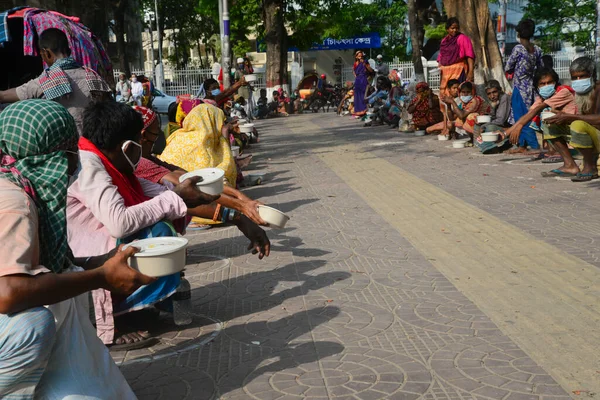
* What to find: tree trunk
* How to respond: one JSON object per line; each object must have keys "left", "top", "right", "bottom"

{"left": 443, "top": 0, "right": 510, "bottom": 92}
{"left": 263, "top": 0, "right": 287, "bottom": 93}
{"left": 408, "top": 0, "right": 425, "bottom": 82}
{"left": 111, "top": 0, "right": 130, "bottom": 76}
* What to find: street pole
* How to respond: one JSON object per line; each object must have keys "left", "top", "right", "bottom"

{"left": 147, "top": 24, "right": 155, "bottom": 81}
{"left": 497, "top": 0, "right": 507, "bottom": 59}
{"left": 221, "top": 0, "right": 231, "bottom": 89}
{"left": 154, "top": 0, "right": 165, "bottom": 91}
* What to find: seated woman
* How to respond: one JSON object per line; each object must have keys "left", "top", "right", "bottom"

{"left": 384, "top": 82, "right": 404, "bottom": 127}
{"left": 426, "top": 79, "right": 461, "bottom": 135}
{"left": 505, "top": 67, "right": 578, "bottom": 170}
{"left": 407, "top": 82, "right": 444, "bottom": 131}
{"left": 437, "top": 82, "right": 489, "bottom": 138}
{"left": 67, "top": 102, "right": 220, "bottom": 349}
{"left": 134, "top": 106, "right": 267, "bottom": 226}
{"left": 197, "top": 77, "right": 248, "bottom": 109}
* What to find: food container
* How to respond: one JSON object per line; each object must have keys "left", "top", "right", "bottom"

{"left": 179, "top": 168, "right": 225, "bottom": 195}
{"left": 476, "top": 115, "right": 492, "bottom": 124}
{"left": 239, "top": 124, "right": 254, "bottom": 133}
{"left": 258, "top": 205, "right": 290, "bottom": 229}
{"left": 438, "top": 134, "right": 450, "bottom": 141}
{"left": 245, "top": 74, "right": 257, "bottom": 82}
{"left": 481, "top": 133, "right": 499, "bottom": 142}
{"left": 248, "top": 172, "right": 266, "bottom": 185}
{"left": 453, "top": 140, "right": 467, "bottom": 149}
{"left": 231, "top": 146, "right": 240, "bottom": 157}
{"left": 123, "top": 237, "right": 188, "bottom": 277}
{"left": 541, "top": 111, "right": 556, "bottom": 121}
{"left": 414, "top": 130, "right": 425, "bottom": 136}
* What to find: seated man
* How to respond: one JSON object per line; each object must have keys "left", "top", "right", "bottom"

{"left": 481, "top": 79, "right": 511, "bottom": 132}
{"left": 505, "top": 67, "right": 578, "bottom": 172}
{"left": 407, "top": 82, "right": 443, "bottom": 131}
{"left": 426, "top": 79, "right": 461, "bottom": 135}
{"left": 67, "top": 102, "right": 220, "bottom": 349}
{"left": 0, "top": 28, "right": 111, "bottom": 135}
{"left": 541, "top": 57, "right": 600, "bottom": 181}
{"left": 0, "top": 100, "right": 151, "bottom": 398}
{"left": 255, "top": 89, "right": 270, "bottom": 119}
{"left": 366, "top": 77, "right": 391, "bottom": 126}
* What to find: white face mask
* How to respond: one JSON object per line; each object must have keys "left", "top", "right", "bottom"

{"left": 132, "top": 77, "right": 138, "bottom": 83}
{"left": 121, "top": 140, "right": 142, "bottom": 170}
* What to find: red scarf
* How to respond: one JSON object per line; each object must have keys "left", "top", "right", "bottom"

{"left": 78, "top": 137, "right": 149, "bottom": 206}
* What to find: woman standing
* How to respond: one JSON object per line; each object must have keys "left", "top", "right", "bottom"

{"left": 438, "top": 17, "right": 475, "bottom": 97}
{"left": 505, "top": 19, "right": 543, "bottom": 154}
{"left": 353, "top": 50, "right": 374, "bottom": 117}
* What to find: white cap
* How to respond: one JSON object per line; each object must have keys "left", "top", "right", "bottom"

{"left": 377, "top": 54, "right": 383, "bottom": 59}
{"left": 237, "top": 58, "right": 244, "bottom": 63}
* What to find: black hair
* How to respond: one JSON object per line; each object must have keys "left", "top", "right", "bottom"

{"left": 460, "top": 82, "right": 473, "bottom": 92}
{"left": 167, "top": 102, "right": 178, "bottom": 123}
{"left": 38, "top": 28, "right": 71, "bottom": 56}
{"left": 377, "top": 76, "right": 391, "bottom": 90}
{"left": 516, "top": 19, "right": 535, "bottom": 40}
{"left": 203, "top": 78, "right": 219, "bottom": 89}
{"left": 260, "top": 88, "right": 267, "bottom": 96}
{"left": 534, "top": 67, "right": 559, "bottom": 88}
{"left": 273, "top": 91, "right": 279, "bottom": 96}
{"left": 447, "top": 79, "right": 460, "bottom": 88}
{"left": 446, "top": 17, "right": 460, "bottom": 30}
{"left": 83, "top": 102, "right": 143, "bottom": 150}
{"left": 541, "top": 55, "right": 554, "bottom": 69}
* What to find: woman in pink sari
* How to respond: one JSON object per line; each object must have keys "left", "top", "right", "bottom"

{"left": 438, "top": 17, "right": 475, "bottom": 97}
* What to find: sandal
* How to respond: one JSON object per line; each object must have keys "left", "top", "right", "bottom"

{"left": 108, "top": 331, "right": 158, "bottom": 351}
{"left": 541, "top": 155, "right": 563, "bottom": 164}
{"left": 571, "top": 172, "right": 599, "bottom": 182}
{"left": 541, "top": 169, "right": 578, "bottom": 178}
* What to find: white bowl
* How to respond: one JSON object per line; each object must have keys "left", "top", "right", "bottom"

{"left": 231, "top": 146, "right": 240, "bottom": 157}
{"left": 481, "top": 133, "right": 498, "bottom": 142}
{"left": 179, "top": 168, "right": 225, "bottom": 195}
{"left": 541, "top": 111, "right": 555, "bottom": 121}
{"left": 258, "top": 205, "right": 290, "bottom": 229}
{"left": 239, "top": 124, "right": 254, "bottom": 133}
{"left": 453, "top": 141, "right": 466, "bottom": 149}
{"left": 247, "top": 172, "right": 265, "bottom": 185}
{"left": 245, "top": 74, "right": 257, "bottom": 82}
{"left": 476, "top": 115, "right": 492, "bottom": 124}
{"left": 414, "top": 130, "right": 425, "bottom": 136}
{"left": 123, "top": 237, "right": 188, "bottom": 277}
{"left": 438, "top": 134, "right": 450, "bottom": 141}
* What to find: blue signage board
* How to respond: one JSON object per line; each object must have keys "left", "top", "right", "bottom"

{"left": 256, "top": 32, "right": 381, "bottom": 53}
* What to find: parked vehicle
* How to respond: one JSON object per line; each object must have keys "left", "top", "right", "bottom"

{"left": 151, "top": 89, "right": 177, "bottom": 114}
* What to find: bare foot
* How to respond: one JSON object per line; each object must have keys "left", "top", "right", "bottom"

{"left": 507, "top": 147, "right": 528, "bottom": 155}
{"left": 114, "top": 331, "right": 151, "bottom": 345}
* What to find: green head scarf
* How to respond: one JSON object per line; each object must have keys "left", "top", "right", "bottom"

{"left": 0, "top": 99, "right": 78, "bottom": 273}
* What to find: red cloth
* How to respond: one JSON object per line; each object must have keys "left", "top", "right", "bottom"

{"left": 132, "top": 106, "right": 158, "bottom": 130}
{"left": 78, "top": 137, "right": 149, "bottom": 207}
{"left": 135, "top": 157, "right": 171, "bottom": 184}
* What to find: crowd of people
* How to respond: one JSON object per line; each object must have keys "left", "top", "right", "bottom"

{"left": 342, "top": 17, "right": 600, "bottom": 182}
{"left": 0, "top": 28, "right": 271, "bottom": 398}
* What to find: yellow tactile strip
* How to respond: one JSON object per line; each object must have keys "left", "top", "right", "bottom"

{"left": 290, "top": 117, "right": 600, "bottom": 394}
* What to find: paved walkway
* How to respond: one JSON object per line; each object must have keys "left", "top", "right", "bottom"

{"left": 116, "top": 113, "right": 599, "bottom": 399}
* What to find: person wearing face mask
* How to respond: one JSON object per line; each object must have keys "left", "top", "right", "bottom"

{"left": 0, "top": 29, "right": 111, "bottom": 136}
{"left": 116, "top": 73, "right": 132, "bottom": 104}
{"left": 442, "top": 82, "right": 490, "bottom": 138}
{"left": 542, "top": 57, "right": 600, "bottom": 181}
{"left": 67, "top": 102, "right": 220, "bottom": 350}
{"left": 505, "top": 68, "right": 577, "bottom": 167}
{"left": 374, "top": 55, "right": 389, "bottom": 89}
{"left": 196, "top": 77, "right": 247, "bottom": 109}
{"left": 505, "top": 19, "right": 543, "bottom": 154}
{"left": 130, "top": 73, "right": 144, "bottom": 106}
{"left": 234, "top": 57, "right": 255, "bottom": 118}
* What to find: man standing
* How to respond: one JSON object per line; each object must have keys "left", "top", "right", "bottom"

{"left": 130, "top": 73, "right": 144, "bottom": 106}
{"left": 234, "top": 57, "right": 252, "bottom": 118}
{"left": 0, "top": 28, "right": 111, "bottom": 135}
{"left": 374, "top": 55, "right": 389, "bottom": 88}
{"left": 116, "top": 73, "right": 131, "bottom": 103}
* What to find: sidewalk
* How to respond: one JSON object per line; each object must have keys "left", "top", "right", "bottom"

{"left": 115, "top": 113, "right": 598, "bottom": 399}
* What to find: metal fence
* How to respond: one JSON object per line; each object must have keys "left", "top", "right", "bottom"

{"left": 114, "top": 68, "right": 267, "bottom": 97}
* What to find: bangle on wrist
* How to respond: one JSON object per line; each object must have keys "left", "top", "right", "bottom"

{"left": 212, "top": 204, "right": 222, "bottom": 221}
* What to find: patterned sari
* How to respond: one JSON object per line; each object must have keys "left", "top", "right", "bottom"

{"left": 438, "top": 33, "right": 475, "bottom": 97}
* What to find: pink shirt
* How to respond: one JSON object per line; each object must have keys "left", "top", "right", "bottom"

{"left": 0, "top": 179, "right": 50, "bottom": 277}
{"left": 531, "top": 87, "right": 578, "bottom": 115}
{"left": 67, "top": 151, "right": 188, "bottom": 257}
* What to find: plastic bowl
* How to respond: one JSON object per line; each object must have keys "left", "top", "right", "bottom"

{"left": 123, "top": 237, "right": 188, "bottom": 277}
{"left": 239, "top": 125, "right": 254, "bottom": 133}
{"left": 541, "top": 111, "right": 556, "bottom": 121}
{"left": 438, "top": 134, "right": 450, "bottom": 141}
{"left": 245, "top": 74, "right": 257, "bottom": 82}
{"left": 231, "top": 146, "right": 240, "bottom": 157}
{"left": 258, "top": 205, "right": 290, "bottom": 229}
{"left": 453, "top": 141, "right": 467, "bottom": 149}
{"left": 481, "top": 133, "right": 498, "bottom": 142}
{"left": 179, "top": 168, "right": 225, "bottom": 195}
{"left": 476, "top": 115, "right": 492, "bottom": 124}
{"left": 414, "top": 130, "right": 425, "bottom": 136}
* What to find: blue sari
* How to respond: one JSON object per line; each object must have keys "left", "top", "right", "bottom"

{"left": 354, "top": 61, "right": 369, "bottom": 113}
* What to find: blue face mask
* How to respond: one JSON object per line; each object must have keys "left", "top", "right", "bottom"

{"left": 211, "top": 89, "right": 221, "bottom": 96}
{"left": 538, "top": 85, "right": 556, "bottom": 99}
{"left": 571, "top": 78, "right": 593, "bottom": 94}
{"left": 460, "top": 95, "right": 473, "bottom": 103}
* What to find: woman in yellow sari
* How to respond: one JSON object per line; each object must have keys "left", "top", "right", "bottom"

{"left": 159, "top": 103, "right": 265, "bottom": 227}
